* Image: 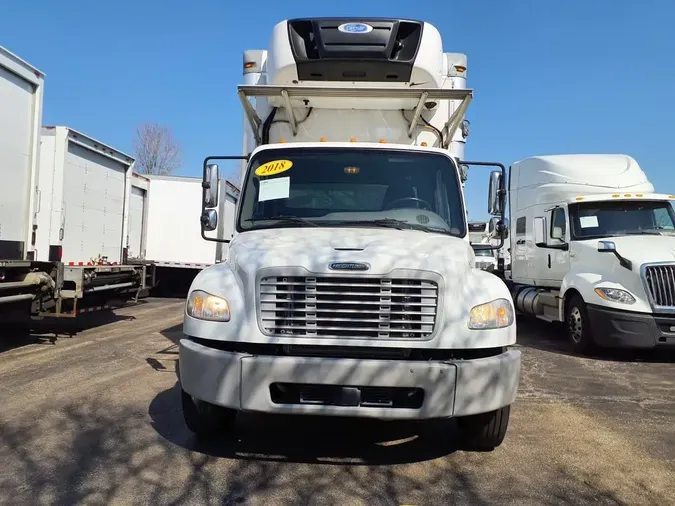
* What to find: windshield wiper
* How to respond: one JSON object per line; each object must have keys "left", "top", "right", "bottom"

{"left": 244, "top": 215, "right": 319, "bottom": 227}
{"left": 319, "top": 219, "right": 453, "bottom": 234}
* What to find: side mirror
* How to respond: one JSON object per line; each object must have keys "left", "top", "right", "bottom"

{"left": 598, "top": 240, "right": 616, "bottom": 253}
{"left": 459, "top": 164, "right": 469, "bottom": 183}
{"left": 551, "top": 226, "right": 564, "bottom": 241}
{"left": 203, "top": 163, "right": 220, "bottom": 208}
{"left": 487, "top": 170, "right": 503, "bottom": 216}
{"left": 488, "top": 216, "right": 509, "bottom": 238}
{"left": 533, "top": 216, "right": 546, "bottom": 247}
{"left": 201, "top": 209, "right": 218, "bottom": 232}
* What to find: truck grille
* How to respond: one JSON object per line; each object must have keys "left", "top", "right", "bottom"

{"left": 643, "top": 264, "right": 675, "bottom": 309}
{"left": 258, "top": 275, "right": 439, "bottom": 339}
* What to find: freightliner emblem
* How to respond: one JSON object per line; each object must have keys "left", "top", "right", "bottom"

{"left": 328, "top": 262, "right": 370, "bottom": 271}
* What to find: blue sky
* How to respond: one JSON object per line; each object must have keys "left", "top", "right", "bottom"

{"left": 3, "top": 0, "right": 674, "bottom": 221}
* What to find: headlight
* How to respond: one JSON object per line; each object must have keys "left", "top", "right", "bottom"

{"left": 468, "top": 298, "right": 514, "bottom": 329}
{"left": 594, "top": 287, "right": 636, "bottom": 305}
{"left": 186, "top": 290, "right": 231, "bottom": 322}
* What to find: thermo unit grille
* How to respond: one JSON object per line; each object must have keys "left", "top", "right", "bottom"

{"left": 643, "top": 264, "right": 675, "bottom": 309}
{"left": 258, "top": 275, "right": 439, "bottom": 339}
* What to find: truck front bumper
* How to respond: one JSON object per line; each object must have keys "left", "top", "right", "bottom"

{"left": 178, "top": 338, "right": 521, "bottom": 420}
{"left": 587, "top": 304, "right": 675, "bottom": 349}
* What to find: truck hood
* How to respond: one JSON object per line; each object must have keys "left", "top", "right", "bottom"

{"left": 578, "top": 234, "right": 675, "bottom": 266}
{"left": 228, "top": 227, "right": 474, "bottom": 276}
{"left": 187, "top": 227, "right": 516, "bottom": 349}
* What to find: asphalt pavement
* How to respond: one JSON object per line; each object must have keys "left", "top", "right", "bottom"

{"left": 0, "top": 298, "right": 673, "bottom": 505}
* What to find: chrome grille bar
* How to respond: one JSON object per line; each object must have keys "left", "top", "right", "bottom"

{"left": 643, "top": 264, "right": 675, "bottom": 309}
{"left": 259, "top": 275, "right": 439, "bottom": 339}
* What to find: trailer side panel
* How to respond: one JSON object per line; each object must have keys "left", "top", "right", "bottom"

{"left": 62, "top": 142, "right": 127, "bottom": 263}
{"left": 128, "top": 185, "right": 146, "bottom": 259}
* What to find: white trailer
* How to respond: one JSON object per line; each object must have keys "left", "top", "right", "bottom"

{"left": 181, "top": 18, "right": 520, "bottom": 452}
{"left": 129, "top": 174, "right": 239, "bottom": 268}
{"left": 489, "top": 154, "right": 675, "bottom": 353}
{"left": 128, "top": 175, "right": 239, "bottom": 294}
{"left": 0, "top": 46, "right": 57, "bottom": 318}
{"left": 32, "top": 126, "right": 151, "bottom": 315}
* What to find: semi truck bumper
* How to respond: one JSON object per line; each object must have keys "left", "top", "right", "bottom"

{"left": 178, "top": 338, "right": 521, "bottom": 420}
{"left": 587, "top": 304, "right": 675, "bottom": 349}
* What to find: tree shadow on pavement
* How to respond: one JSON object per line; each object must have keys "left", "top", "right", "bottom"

{"left": 0, "top": 304, "right": 142, "bottom": 354}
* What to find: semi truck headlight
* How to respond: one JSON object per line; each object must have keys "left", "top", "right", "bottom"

{"left": 468, "top": 298, "right": 514, "bottom": 329}
{"left": 594, "top": 287, "right": 636, "bottom": 305}
{"left": 186, "top": 290, "right": 231, "bottom": 321}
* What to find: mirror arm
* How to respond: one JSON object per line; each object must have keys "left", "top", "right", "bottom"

{"left": 201, "top": 154, "right": 249, "bottom": 244}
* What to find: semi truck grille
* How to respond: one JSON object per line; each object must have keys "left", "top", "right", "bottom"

{"left": 258, "top": 275, "right": 439, "bottom": 339}
{"left": 643, "top": 264, "right": 675, "bottom": 309}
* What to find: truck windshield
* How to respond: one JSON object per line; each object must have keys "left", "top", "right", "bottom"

{"left": 569, "top": 200, "right": 675, "bottom": 240}
{"left": 237, "top": 147, "right": 466, "bottom": 237}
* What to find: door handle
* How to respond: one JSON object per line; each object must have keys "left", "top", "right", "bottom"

{"left": 516, "top": 239, "right": 525, "bottom": 245}
{"left": 548, "top": 254, "right": 551, "bottom": 268}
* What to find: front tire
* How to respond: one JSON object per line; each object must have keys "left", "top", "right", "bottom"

{"left": 181, "top": 388, "right": 237, "bottom": 439}
{"left": 565, "top": 294, "right": 595, "bottom": 355}
{"left": 456, "top": 405, "right": 511, "bottom": 451}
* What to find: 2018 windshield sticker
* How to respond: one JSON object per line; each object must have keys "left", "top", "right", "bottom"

{"left": 255, "top": 159, "right": 293, "bottom": 177}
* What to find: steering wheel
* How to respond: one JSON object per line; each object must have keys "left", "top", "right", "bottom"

{"left": 383, "top": 197, "right": 433, "bottom": 211}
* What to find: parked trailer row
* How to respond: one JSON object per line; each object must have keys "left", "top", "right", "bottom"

{"left": 0, "top": 45, "right": 239, "bottom": 326}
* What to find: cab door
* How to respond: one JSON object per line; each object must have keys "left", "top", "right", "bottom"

{"left": 544, "top": 206, "right": 571, "bottom": 284}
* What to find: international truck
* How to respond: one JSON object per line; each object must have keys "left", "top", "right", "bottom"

{"left": 487, "top": 154, "right": 675, "bottom": 353}
{"left": 128, "top": 174, "right": 239, "bottom": 295}
{"left": 180, "top": 18, "right": 521, "bottom": 451}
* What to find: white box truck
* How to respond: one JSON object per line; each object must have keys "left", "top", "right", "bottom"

{"left": 180, "top": 18, "right": 521, "bottom": 451}
{"left": 488, "top": 154, "right": 675, "bottom": 353}
{"left": 0, "top": 46, "right": 57, "bottom": 321}
{"left": 128, "top": 174, "right": 239, "bottom": 294}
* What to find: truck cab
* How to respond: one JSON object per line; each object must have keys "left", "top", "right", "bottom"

{"left": 502, "top": 154, "right": 675, "bottom": 352}
{"left": 179, "top": 18, "right": 520, "bottom": 451}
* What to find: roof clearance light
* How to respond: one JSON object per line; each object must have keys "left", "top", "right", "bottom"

{"left": 636, "top": 193, "right": 643, "bottom": 197}
{"left": 612, "top": 194, "right": 620, "bottom": 198}
{"left": 279, "top": 138, "right": 286, "bottom": 143}
{"left": 344, "top": 166, "right": 360, "bottom": 174}
{"left": 244, "top": 62, "right": 255, "bottom": 69}
{"left": 624, "top": 194, "right": 631, "bottom": 197}
{"left": 349, "top": 137, "right": 356, "bottom": 142}
{"left": 454, "top": 65, "right": 466, "bottom": 72}
{"left": 379, "top": 139, "right": 386, "bottom": 143}
{"left": 576, "top": 197, "right": 583, "bottom": 201}
{"left": 669, "top": 195, "right": 675, "bottom": 199}
{"left": 421, "top": 142, "right": 428, "bottom": 147}
{"left": 320, "top": 137, "right": 326, "bottom": 142}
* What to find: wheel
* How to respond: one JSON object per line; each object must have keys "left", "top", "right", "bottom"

{"left": 565, "top": 294, "right": 595, "bottom": 354}
{"left": 456, "top": 405, "right": 511, "bottom": 451}
{"left": 181, "top": 388, "right": 237, "bottom": 439}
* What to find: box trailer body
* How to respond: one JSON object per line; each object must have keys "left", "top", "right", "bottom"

{"left": 129, "top": 175, "right": 239, "bottom": 268}
{"left": 489, "top": 153, "right": 675, "bottom": 352}
{"left": 0, "top": 46, "right": 44, "bottom": 261}
{"left": 180, "top": 18, "right": 520, "bottom": 452}
{"left": 36, "top": 126, "right": 134, "bottom": 265}
{"left": 29, "top": 126, "right": 150, "bottom": 315}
